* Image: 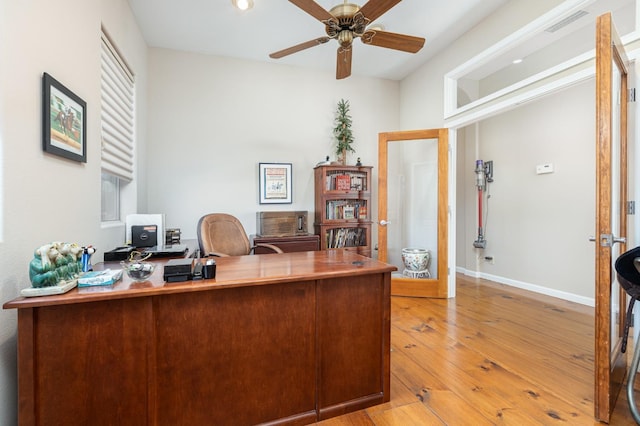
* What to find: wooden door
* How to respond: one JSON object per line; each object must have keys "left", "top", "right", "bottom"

{"left": 378, "top": 129, "right": 449, "bottom": 297}
{"left": 594, "top": 12, "right": 629, "bottom": 423}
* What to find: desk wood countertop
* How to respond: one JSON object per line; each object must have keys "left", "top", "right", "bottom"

{"left": 4, "top": 250, "right": 396, "bottom": 309}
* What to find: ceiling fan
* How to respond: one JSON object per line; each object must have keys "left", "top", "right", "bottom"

{"left": 269, "top": 0, "right": 425, "bottom": 79}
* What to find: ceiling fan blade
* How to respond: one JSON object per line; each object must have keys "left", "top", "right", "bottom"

{"left": 361, "top": 30, "right": 425, "bottom": 53}
{"left": 269, "top": 37, "right": 331, "bottom": 59}
{"left": 289, "top": 0, "right": 334, "bottom": 22}
{"left": 358, "top": 0, "right": 401, "bottom": 22}
{"left": 336, "top": 47, "right": 352, "bottom": 80}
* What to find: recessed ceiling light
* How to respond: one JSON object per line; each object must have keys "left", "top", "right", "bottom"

{"left": 512, "top": 58, "right": 523, "bottom": 64}
{"left": 232, "top": 0, "right": 254, "bottom": 11}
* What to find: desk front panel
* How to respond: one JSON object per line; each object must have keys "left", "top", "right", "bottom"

{"left": 317, "top": 273, "right": 390, "bottom": 419}
{"left": 154, "top": 281, "right": 316, "bottom": 425}
{"left": 25, "top": 298, "right": 152, "bottom": 426}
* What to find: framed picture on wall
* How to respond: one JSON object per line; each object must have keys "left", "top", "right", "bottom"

{"left": 42, "top": 72, "right": 87, "bottom": 162}
{"left": 259, "top": 163, "right": 292, "bottom": 204}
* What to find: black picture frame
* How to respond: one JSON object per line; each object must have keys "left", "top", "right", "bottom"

{"left": 259, "top": 162, "right": 292, "bottom": 204}
{"left": 42, "top": 73, "right": 87, "bottom": 162}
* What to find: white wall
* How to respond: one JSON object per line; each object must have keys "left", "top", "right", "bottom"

{"left": 145, "top": 48, "right": 400, "bottom": 243}
{"left": 462, "top": 80, "right": 595, "bottom": 300}
{"left": 0, "top": 1, "right": 147, "bottom": 424}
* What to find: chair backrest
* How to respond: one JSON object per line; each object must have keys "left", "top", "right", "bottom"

{"left": 615, "top": 246, "right": 640, "bottom": 298}
{"left": 197, "top": 213, "right": 251, "bottom": 256}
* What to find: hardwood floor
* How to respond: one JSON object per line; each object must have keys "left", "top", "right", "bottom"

{"left": 316, "top": 273, "right": 640, "bottom": 425}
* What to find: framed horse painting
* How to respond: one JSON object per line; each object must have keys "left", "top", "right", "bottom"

{"left": 42, "top": 73, "right": 87, "bottom": 162}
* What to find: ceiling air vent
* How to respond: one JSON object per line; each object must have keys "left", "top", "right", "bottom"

{"left": 545, "top": 10, "right": 589, "bottom": 33}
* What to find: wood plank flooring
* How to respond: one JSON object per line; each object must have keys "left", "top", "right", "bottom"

{"left": 316, "top": 273, "right": 639, "bottom": 425}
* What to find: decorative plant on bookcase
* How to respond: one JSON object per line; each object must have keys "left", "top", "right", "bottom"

{"left": 333, "top": 98, "right": 354, "bottom": 164}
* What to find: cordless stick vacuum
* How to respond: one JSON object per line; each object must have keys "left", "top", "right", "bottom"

{"left": 473, "top": 159, "right": 487, "bottom": 249}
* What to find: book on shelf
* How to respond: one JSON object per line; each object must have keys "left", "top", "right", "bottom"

{"left": 350, "top": 175, "right": 363, "bottom": 191}
{"left": 326, "top": 200, "right": 367, "bottom": 220}
{"left": 326, "top": 227, "right": 366, "bottom": 248}
{"left": 335, "top": 174, "right": 351, "bottom": 191}
{"left": 358, "top": 205, "right": 367, "bottom": 219}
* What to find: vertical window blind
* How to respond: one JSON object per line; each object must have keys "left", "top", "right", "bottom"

{"left": 100, "top": 31, "right": 134, "bottom": 181}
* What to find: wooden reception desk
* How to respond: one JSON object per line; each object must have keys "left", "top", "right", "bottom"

{"left": 4, "top": 250, "right": 395, "bottom": 426}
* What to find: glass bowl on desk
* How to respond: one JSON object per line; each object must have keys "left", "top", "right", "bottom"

{"left": 120, "top": 251, "right": 155, "bottom": 282}
{"left": 121, "top": 260, "right": 155, "bottom": 282}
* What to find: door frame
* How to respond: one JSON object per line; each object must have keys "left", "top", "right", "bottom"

{"left": 377, "top": 129, "right": 449, "bottom": 298}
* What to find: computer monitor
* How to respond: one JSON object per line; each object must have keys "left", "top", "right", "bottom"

{"left": 125, "top": 214, "right": 165, "bottom": 248}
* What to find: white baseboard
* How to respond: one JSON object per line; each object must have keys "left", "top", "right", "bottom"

{"left": 455, "top": 267, "right": 594, "bottom": 307}
{"left": 456, "top": 266, "right": 478, "bottom": 277}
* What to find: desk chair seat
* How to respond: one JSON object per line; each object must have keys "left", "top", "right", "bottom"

{"left": 197, "top": 213, "right": 283, "bottom": 257}
{"left": 614, "top": 246, "right": 640, "bottom": 423}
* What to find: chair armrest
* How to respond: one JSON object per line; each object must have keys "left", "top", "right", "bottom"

{"left": 253, "top": 243, "right": 284, "bottom": 254}
{"left": 206, "top": 251, "right": 230, "bottom": 257}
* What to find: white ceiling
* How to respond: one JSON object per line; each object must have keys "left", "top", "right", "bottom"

{"left": 127, "top": 0, "right": 510, "bottom": 80}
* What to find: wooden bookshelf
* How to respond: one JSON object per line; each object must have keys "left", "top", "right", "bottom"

{"left": 314, "top": 165, "right": 372, "bottom": 257}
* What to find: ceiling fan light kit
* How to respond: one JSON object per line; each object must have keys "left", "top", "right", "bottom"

{"left": 269, "top": 0, "right": 425, "bottom": 79}
{"left": 338, "top": 30, "right": 354, "bottom": 47}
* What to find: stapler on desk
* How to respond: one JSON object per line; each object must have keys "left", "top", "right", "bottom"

{"left": 192, "top": 260, "right": 203, "bottom": 280}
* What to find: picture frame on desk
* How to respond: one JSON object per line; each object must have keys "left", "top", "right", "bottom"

{"left": 42, "top": 72, "right": 87, "bottom": 163}
{"left": 259, "top": 162, "right": 292, "bottom": 204}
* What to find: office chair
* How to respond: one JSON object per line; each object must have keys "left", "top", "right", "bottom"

{"left": 614, "top": 246, "right": 640, "bottom": 423}
{"left": 197, "top": 213, "right": 283, "bottom": 257}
